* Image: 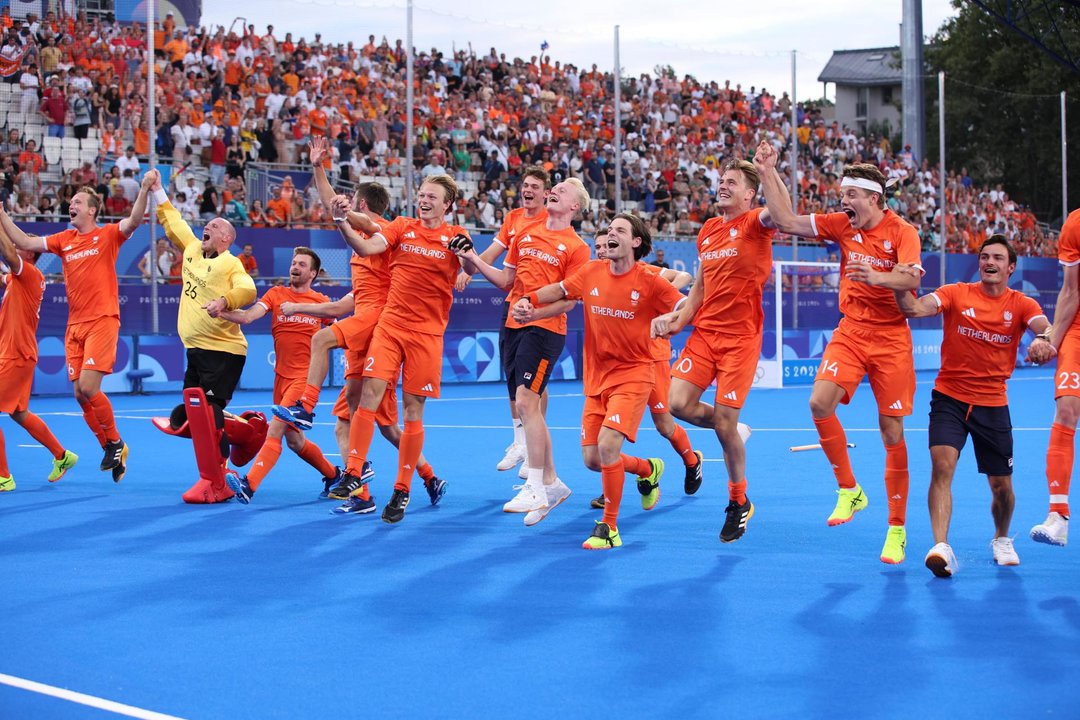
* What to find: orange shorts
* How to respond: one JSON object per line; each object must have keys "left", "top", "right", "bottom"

{"left": 581, "top": 381, "right": 652, "bottom": 445}
{"left": 647, "top": 360, "right": 672, "bottom": 414}
{"left": 331, "top": 306, "right": 381, "bottom": 359}
{"left": 274, "top": 375, "right": 305, "bottom": 406}
{"left": 364, "top": 324, "right": 442, "bottom": 398}
{"left": 0, "top": 358, "right": 34, "bottom": 413}
{"left": 816, "top": 318, "right": 915, "bottom": 416}
{"left": 1054, "top": 332, "right": 1080, "bottom": 399}
{"left": 65, "top": 316, "right": 120, "bottom": 379}
{"left": 331, "top": 377, "right": 399, "bottom": 426}
{"left": 671, "top": 328, "right": 761, "bottom": 409}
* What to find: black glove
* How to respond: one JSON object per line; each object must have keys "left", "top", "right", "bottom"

{"left": 448, "top": 234, "right": 474, "bottom": 254}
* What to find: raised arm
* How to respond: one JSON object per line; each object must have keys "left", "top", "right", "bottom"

{"left": 0, "top": 218, "right": 19, "bottom": 268}
{"left": 331, "top": 195, "right": 388, "bottom": 256}
{"left": 752, "top": 140, "right": 817, "bottom": 237}
{"left": 308, "top": 136, "right": 337, "bottom": 209}
{"left": 151, "top": 172, "right": 198, "bottom": 251}
{"left": 281, "top": 293, "right": 355, "bottom": 318}
{"left": 0, "top": 205, "right": 46, "bottom": 252}
{"left": 119, "top": 169, "right": 158, "bottom": 237}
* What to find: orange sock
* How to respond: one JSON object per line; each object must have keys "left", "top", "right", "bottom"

{"left": 297, "top": 439, "right": 336, "bottom": 478}
{"left": 18, "top": 412, "right": 65, "bottom": 458}
{"left": 620, "top": 454, "right": 651, "bottom": 477}
{"left": 884, "top": 439, "right": 909, "bottom": 526}
{"left": 87, "top": 392, "right": 120, "bottom": 443}
{"left": 247, "top": 436, "right": 282, "bottom": 490}
{"left": 396, "top": 420, "right": 424, "bottom": 492}
{"left": 729, "top": 479, "right": 747, "bottom": 504}
{"left": 601, "top": 459, "right": 624, "bottom": 528}
{"left": 356, "top": 484, "right": 372, "bottom": 501}
{"left": 813, "top": 414, "right": 857, "bottom": 489}
{"left": 300, "top": 384, "right": 321, "bottom": 413}
{"left": 417, "top": 461, "right": 435, "bottom": 482}
{"left": 1047, "top": 422, "right": 1074, "bottom": 517}
{"left": 345, "top": 407, "right": 376, "bottom": 476}
{"left": 0, "top": 427, "right": 8, "bottom": 476}
{"left": 78, "top": 397, "right": 107, "bottom": 446}
{"left": 667, "top": 425, "right": 696, "bottom": 466}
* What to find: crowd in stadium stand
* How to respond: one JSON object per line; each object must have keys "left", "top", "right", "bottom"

{"left": 0, "top": 7, "right": 1057, "bottom": 258}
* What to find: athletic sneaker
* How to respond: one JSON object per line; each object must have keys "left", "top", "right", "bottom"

{"left": 226, "top": 473, "right": 254, "bottom": 504}
{"left": 332, "top": 495, "right": 377, "bottom": 515}
{"left": 880, "top": 525, "right": 907, "bottom": 564}
{"left": 327, "top": 466, "right": 374, "bottom": 500}
{"left": 503, "top": 483, "right": 546, "bottom": 513}
{"left": 518, "top": 463, "right": 529, "bottom": 480}
{"left": 637, "top": 458, "right": 664, "bottom": 511}
{"left": 496, "top": 442, "right": 527, "bottom": 471}
{"left": 110, "top": 441, "right": 129, "bottom": 483}
{"left": 382, "top": 489, "right": 410, "bottom": 524}
{"left": 424, "top": 476, "right": 447, "bottom": 506}
{"left": 590, "top": 494, "right": 606, "bottom": 509}
{"left": 582, "top": 521, "right": 622, "bottom": 550}
{"left": 991, "top": 536, "right": 1020, "bottom": 566}
{"left": 321, "top": 462, "right": 373, "bottom": 499}
{"left": 684, "top": 450, "right": 704, "bottom": 495}
{"left": 925, "top": 542, "right": 958, "bottom": 578}
{"left": 1030, "top": 512, "right": 1069, "bottom": 546}
{"left": 100, "top": 439, "right": 126, "bottom": 471}
{"left": 0, "top": 475, "right": 14, "bottom": 492}
{"left": 827, "top": 484, "right": 867, "bottom": 526}
{"left": 48, "top": 450, "right": 79, "bottom": 482}
{"left": 272, "top": 401, "right": 314, "bottom": 431}
{"left": 720, "top": 498, "right": 754, "bottom": 543}
{"left": 524, "top": 479, "right": 571, "bottom": 526}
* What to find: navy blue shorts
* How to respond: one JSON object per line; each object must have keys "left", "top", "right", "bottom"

{"left": 498, "top": 301, "right": 512, "bottom": 401}
{"left": 927, "top": 389, "right": 1013, "bottom": 476}
{"left": 503, "top": 325, "right": 565, "bottom": 398}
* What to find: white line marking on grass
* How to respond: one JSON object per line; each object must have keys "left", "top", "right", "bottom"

{"left": 0, "top": 673, "right": 187, "bottom": 720}
{"left": 18, "top": 444, "right": 45, "bottom": 448}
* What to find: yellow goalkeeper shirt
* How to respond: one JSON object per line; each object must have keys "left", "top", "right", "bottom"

{"left": 157, "top": 200, "right": 256, "bottom": 356}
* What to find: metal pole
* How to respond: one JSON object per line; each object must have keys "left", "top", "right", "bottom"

{"left": 1063, "top": 91, "right": 1068, "bottom": 222}
{"left": 939, "top": 71, "right": 946, "bottom": 287}
{"left": 405, "top": 0, "right": 415, "bottom": 216}
{"left": 790, "top": 50, "right": 799, "bottom": 327}
{"left": 148, "top": 0, "right": 158, "bottom": 333}
{"left": 613, "top": 25, "right": 622, "bottom": 211}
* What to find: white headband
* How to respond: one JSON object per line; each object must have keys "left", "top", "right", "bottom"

{"left": 840, "top": 176, "right": 885, "bottom": 195}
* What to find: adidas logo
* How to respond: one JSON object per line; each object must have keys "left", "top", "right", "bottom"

{"left": 608, "top": 413, "right": 621, "bottom": 423}
{"left": 84, "top": 358, "right": 96, "bottom": 366}
{"left": 702, "top": 237, "right": 711, "bottom": 246}
{"left": 404, "top": 231, "right": 416, "bottom": 238}
{"left": 889, "top": 400, "right": 903, "bottom": 410}
{"left": 962, "top": 307, "right": 976, "bottom": 318}
{"left": 421, "top": 383, "right": 434, "bottom": 392}
{"left": 723, "top": 390, "right": 737, "bottom": 401}
{"left": 256, "top": 461, "right": 265, "bottom": 467}
{"left": 206, "top": 389, "right": 215, "bottom": 396}
{"left": 404, "top": 464, "right": 412, "bottom": 470}
{"left": 63, "top": 244, "right": 74, "bottom": 251}
{"left": 891, "top": 494, "right": 901, "bottom": 500}
{"left": 590, "top": 287, "right": 600, "bottom": 296}
{"left": 652, "top": 402, "right": 664, "bottom": 410}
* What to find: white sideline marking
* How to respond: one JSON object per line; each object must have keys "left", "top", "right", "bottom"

{"left": 0, "top": 672, "right": 187, "bottom": 720}
{"left": 18, "top": 444, "right": 45, "bottom": 448}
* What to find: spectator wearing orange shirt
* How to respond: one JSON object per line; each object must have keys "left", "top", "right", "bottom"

{"left": 239, "top": 243, "right": 259, "bottom": 279}
{"left": 266, "top": 186, "right": 291, "bottom": 228}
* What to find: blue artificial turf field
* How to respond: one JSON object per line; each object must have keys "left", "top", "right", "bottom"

{"left": 2, "top": 371, "right": 1079, "bottom": 719}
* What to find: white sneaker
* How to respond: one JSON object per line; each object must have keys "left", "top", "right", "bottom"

{"left": 924, "top": 542, "right": 958, "bottom": 578}
{"left": 503, "top": 483, "right": 546, "bottom": 513}
{"left": 737, "top": 423, "right": 752, "bottom": 443}
{"left": 518, "top": 463, "right": 529, "bottom": 480}
{"left": 991, "top": 536, "right": 1020, "bottom": 566}
{"left": 1030, "top": 511, "right": 1069, "bottom": 546}
{"left": 496, "top": 442, "right": 528, "bottom": 471}
{"left": 524, "top": 479, "right": 572, "bottom": 527}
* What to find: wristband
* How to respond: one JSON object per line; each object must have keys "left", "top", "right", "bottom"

{"left": 153, "top": 188, "right": 169, "bottom": 205}
{"left": 527, "top": 292, "right": 539, "bottom": 306}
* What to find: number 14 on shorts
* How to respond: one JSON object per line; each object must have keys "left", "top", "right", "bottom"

{"left": 819, "top": 359, "right": 840, "bottom": 377}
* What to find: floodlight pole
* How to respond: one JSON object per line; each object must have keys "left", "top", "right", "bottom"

{"left": 1063, "top": 91, "right": 1068, "bottom": 222}
{"left": 148, "top": 0, "right": 158, "bottom": 333}
{"left": 939, "top": 71, "right": 946, "bottom": 286}
{"left": 614, "top": 25, "right": 622, "bottom": 210}
{"left": 405, "top": 0, "right": 415, "bottom": 216}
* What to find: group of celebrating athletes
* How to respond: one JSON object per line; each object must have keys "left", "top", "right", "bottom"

{"left": 0, "top": 138, "right": 1077, "bottom": 577}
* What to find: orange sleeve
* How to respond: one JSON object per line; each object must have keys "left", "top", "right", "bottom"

{"left": 1059, "top": 211, "right": 1080, "bottom": 265}
{"left": 560, "top": 261, "right": 590, "bottom": 300}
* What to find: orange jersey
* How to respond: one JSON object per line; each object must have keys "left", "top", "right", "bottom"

{"left": 0, "top": 258, "right": 45, "bottom": 362}
{"left": 377, "top": 217, "right": 467, "bottom": 335}
{"left": 641, "top": 262, "right": 674, "bottom": 361}
{"left": 348, "top": 221, "right": 392, "bottom": 312}
{"left": 813, "top": 209, "right": 922, "bottom": 326}
{"left": 45, "top": 223, "right": 127, "bottom": 323}
{"left": 693, "top": 208, "right": 776, "bottom": 336}
{"left": 504, "top": 223, "right": 590, "bottom": 334}
{"left": 930, "top": 282, "right": 1046, "bottom": 406}
{"left": 562, "top": 260, "right": 685, "bottom": 395}
{"left": 257, "top": 285, "right": 332, "bottom": 380}
{"left": 493, "top": 207, "right": 547, "bottom": 249}
{"left": 1057, "top": 209, "right": 1080, "bottom": 336}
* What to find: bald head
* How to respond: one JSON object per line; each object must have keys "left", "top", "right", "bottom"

{"left": 201, "top": 217, "right": 237, "bottom": 256}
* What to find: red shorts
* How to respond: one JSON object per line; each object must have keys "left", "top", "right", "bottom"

{"left": 65, "top": 316, "right": 120, "bottom": 379}
{"left": 274, "top": 375, "right": 305, "bottom": 406}
{"left": 0, "top": 358, "right": 34, "bottom": 413}
{"left": 647, "top": 360, "right": 672, "bottom": 414}
{"left": 364, "top": 324, "right": 442, "bottom": 398}
{"left": 1055, "top": 332, "right": 1080, "bottom": 399}
{"left": 581, "top": 381, "right": 652, "bottom": 445}
{"left": 816, "top": 318, "right": 915, "bottom": 416}
{"left": 331, "top": 378, "right": 400, "bottom": 426}
{"left": 671, "top": 328, "right": 761, "bottom": 409}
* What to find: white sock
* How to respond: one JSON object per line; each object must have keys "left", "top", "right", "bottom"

{"left": 513, "top": 419, "right": 525, "bottom": 446}
{"left": 527, "top": 467, "right": 544, "bottom": 493}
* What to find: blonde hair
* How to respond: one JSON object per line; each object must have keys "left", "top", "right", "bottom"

{"left": 421, "top": 174, "right": 459, "bottom": 206}
{"left": 563, "top": 177, "right": 590, "bottom": 214}
{"left": 723, "top": 159, "right": 761, "bottom": 194}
